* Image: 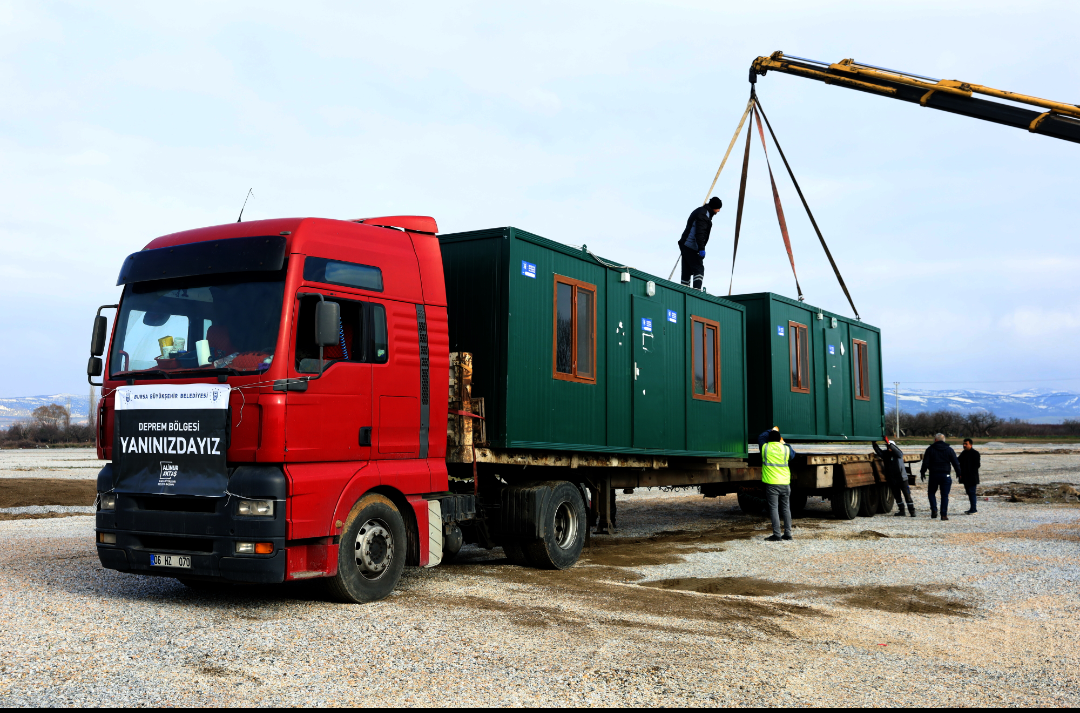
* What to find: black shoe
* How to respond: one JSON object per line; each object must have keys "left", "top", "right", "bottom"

{"left": 908, "top": 507, "right": 916, "bottom": 517}
{"left": 965, "top": 510, "right": 977, "bottom": 514}
{"left": 931, "top": 511, "right": 938, "bottom": 519}
{"left": 764, "top": 535, "right": 783, "bottom": 542}
{"left": 941, "top": 514, "right": 949, "bottom": 521}
{"left": 781, "top": 534, "right": 793, "bottom": 541}
{"left": 894, "top": 509, "right": 907, "bottom": 517}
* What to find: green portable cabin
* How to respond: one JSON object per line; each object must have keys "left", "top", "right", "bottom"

{"left": 727, "top": 292, "right": 884, "bottom": 442}
{"left": 439, "top": 227, "right": 748, "bottom": 459}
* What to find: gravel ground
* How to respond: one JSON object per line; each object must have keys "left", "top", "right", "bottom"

{"left": 0, "top": 449, "right": 1077, "bottom": 706}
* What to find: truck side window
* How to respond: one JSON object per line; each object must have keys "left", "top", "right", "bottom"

{"left": 295, "top": 296, "right": 387, "bottom": 373}
{"left": 552, "top": 275, "right": 596, "bottom": 383}
{"left": 304, "top": 256, "right": 383, "bottom": 292}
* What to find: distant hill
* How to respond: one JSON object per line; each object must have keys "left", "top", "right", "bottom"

{"left": 888, "top": 388, "right": 1080, "bottom": 424}
{"left": 0, "top": 394, "right": 90, "bottom": 427}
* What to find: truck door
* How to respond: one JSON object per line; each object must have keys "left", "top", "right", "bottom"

{"left": 367, "top": 297, "right": 423, "bottom": 458}
{"left": 632, "top": 296, "right": 666, "bottom": 449}
{"left": 285, "top": 292, "right": 372, "bottom": 463}
{"left": 825, "top": 331, "right": 845, "bottom": 437}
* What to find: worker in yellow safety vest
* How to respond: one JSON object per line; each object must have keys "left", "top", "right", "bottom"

{"left": 758, "top": 427, "right": 797, "bottom": 541}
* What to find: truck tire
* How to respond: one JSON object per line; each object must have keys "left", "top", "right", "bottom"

{"left": 789, "top": 487, "right": 808, "bottom": 518}
{"left": 878, "top": 483, "right": 896, "bottom": 513}
{"left": 830, "top": 486, "right": 860, "bottom": 520}
{"left": 858, "top": 484, "right": 880, "bottom": 517}
{"left": 523, "top": 481, "right": 586, "bottom": 570}
{"left": 326, "top": 493, "right": 407, "bottom": 603}
{"left": 737, "top": 489, "right": 767, "bottom": 516}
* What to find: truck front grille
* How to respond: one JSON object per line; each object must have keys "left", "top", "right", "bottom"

{"left": 137, "top": 535, "right": 216, "bottom": 553}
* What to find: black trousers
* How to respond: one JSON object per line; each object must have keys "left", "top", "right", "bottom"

{"left": 680, "top": 246, "right": 704, "bottom": 290}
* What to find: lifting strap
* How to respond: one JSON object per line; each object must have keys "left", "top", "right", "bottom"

{"left": 755, "top": 98, "right": 861, "bottom": 320}
{"left": 669, "top": 97, "right": 757, "bottom": 283}
{"left": 752, "top": 103, "right": 803, "bottom": 300}
{"left": 727, "top": 100, "right": 755, "bottom": 296}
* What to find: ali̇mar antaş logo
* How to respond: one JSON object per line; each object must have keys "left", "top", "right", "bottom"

{"left": 159, "top": 461, "right": 179, "bottom": 487}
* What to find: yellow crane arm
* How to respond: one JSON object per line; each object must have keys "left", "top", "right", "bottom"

{"left": 750, "top": 52, "right": 1080, "bottom": 144}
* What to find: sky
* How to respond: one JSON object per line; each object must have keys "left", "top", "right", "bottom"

{"left": 0, "top": 0, "right": 1077, "bottom": 397}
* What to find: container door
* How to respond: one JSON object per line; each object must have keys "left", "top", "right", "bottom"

{"left": 825, "top": 335, "right": 845, "bottom": 437}
{"left": 632, "top": 296, "right": 665, "bottom": 449}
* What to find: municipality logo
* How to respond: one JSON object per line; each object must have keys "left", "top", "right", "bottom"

{"left": 212, "top": 390, "right": 220, "bottom": 403}
{"left": 124, "top": 391, "right": 132, "bottom": 404}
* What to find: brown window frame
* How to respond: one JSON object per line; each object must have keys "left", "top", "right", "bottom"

{"left": 789, "top": 321, "right": 810, "bottom": 394}
{"left": 853, "top": 339, "right": 870, "bottom": 401}
{"left": 690, "top": 316, "right": 722, "bottom": 402}
{"left": 552, "top": 275, "right": 597, "bottom": 384}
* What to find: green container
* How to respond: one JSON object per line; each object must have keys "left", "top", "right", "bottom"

{"left": 727, "top": 292, "right": 883, "bottom": 442}
{"left": 439, "top": 227, "right": 748, "bottom": 458}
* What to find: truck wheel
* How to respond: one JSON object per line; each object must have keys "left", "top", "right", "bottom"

{"left": 523, "top": 481, "right": 586, "bottom": 570}
{"left": 326, "top": 494, "right": 407, "bottom": 603}
{"left": 858, "top": 485, "right": 880, "bottom": 517}
{"left": 789, "top": 487, "right": 808, "bottom": 518}
{"left": 737, "top": 489, "right": 767, "bottom": 516}
{"left": 878, "top": 483, "right": 896, "bottom": 513}
{"left": 830, "top": 486, "right": 860, "bottom": 520}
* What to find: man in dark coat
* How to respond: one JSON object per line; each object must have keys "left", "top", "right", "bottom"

{"left": 920, "top": 433, "right": 962, "bottom": 520}
{"left": 678, "top": 197, "right": 722, "bottom": 290}
{"left": 874, "top": 438, "right": 915, "bottom": 517}
{"left": 958, "top": 438, "right": 982, "bottom": 514}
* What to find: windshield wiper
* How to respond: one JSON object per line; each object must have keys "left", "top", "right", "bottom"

{"left": 115, "top": 370, "right": 172, "bottom": 380}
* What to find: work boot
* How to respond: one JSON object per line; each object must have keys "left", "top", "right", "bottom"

{"left": 894, "top": 505, "right": 907, "bottom": 516}
{"left": 931, "top": 511, "right": 938, "bottom": 519}
{"left": 941, "top": 513, "right": 949, "bottom": 521}
{"left": 763, "top": 535, "right": 782, "bottom": 542}
{"left": 908, "top": 506, "right": 916, "bottom": 518}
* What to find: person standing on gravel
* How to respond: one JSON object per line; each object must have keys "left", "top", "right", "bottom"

{"left": 958, "top": 438, "right": 982, "bottom": 515}
{"left": 874, "top": 437, "right": 915, "bottom": 517}
{"left": 920, "top": 433, "right": 962, "bottom": 520}
{"left": 759, "top": 427, "right": 796, "bottom": 542}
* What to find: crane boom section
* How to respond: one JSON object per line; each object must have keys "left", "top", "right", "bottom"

{"left": 751, "top": 52, "right": 1080, "bottom": 144}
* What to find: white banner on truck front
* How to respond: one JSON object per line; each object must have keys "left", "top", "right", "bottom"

{"left": 114, "top": 384, "right": 231, "bottom": 411}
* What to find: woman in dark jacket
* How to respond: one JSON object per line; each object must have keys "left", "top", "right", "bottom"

{"left": 958, "top": 438, "right": 981, "bottom": 514}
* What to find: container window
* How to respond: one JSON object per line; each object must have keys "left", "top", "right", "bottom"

{"left": 553, "top": 276, "right": 596, "bottom": 383}
{"left": 853, "top": 339, "right": 870, "bottom": 401}
{"left": 691, "top": 316, "right": 721, "bottom": 402}
{"left": 789, "top": 321, "right": 810, "bottom": 394}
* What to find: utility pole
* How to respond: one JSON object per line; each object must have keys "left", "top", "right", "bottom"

{"left": 894, "top": 382, "right": 900, "bottom": 439}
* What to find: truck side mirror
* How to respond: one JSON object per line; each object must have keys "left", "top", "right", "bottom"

{"left": 315, "top": 300, "right": 340, "bottom": 347}
{"left": 91, "top": 315, "right": 108, "bottom": 356}
{"left": 88, "top": 356, "right": 103, "bottom": 378}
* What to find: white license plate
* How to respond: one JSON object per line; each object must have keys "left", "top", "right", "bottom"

{"left": 150, "top": 554, "right": 192, "bottom": 569}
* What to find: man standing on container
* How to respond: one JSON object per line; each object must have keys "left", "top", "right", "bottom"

{"left": 759, "top": 427, "right": 795, "bottom": 542}
{"left": 874, "top": 437, "right": 915, "bottom": 517}
{"left": 958, "top": 438, "right": 981, "bottom": 514}
{"left": 919, "top": 433, "right": 962, "bottom": 520}
{"left": 679, "top": 197, "right": 722, "bottom": 290}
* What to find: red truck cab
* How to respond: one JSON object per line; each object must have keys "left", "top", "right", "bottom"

{"left": 91, "top": 216, "right": 470, "bottom": 602}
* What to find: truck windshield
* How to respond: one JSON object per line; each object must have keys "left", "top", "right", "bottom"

{"left": 110, "top": 272, "right": 286, "bottom": 378}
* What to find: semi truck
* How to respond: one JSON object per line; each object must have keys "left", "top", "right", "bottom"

{"left": 89, "top": 216, "right": 911, "bottom": 603}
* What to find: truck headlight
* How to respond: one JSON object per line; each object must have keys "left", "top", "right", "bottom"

{"left": 236, "top": 499, "right": 274, "bottom": 516}
{"left": 99, "top": 494, "right": 116, "bottom": 511}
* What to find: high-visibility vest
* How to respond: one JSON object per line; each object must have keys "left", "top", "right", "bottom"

{"left": 761, "top": 442, "right": 792, "bottom": 485}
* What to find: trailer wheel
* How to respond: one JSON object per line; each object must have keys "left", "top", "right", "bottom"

{"left": 878, "top": 483, "right": 896, "bottom": 513}
{"left": 523, "top": 481, "right": 586, "bottom": 570}
{"left": 858, "top": 485, "right": 881, "bottom": 517}
{"left": 326, "top": 493, "right": 407, "bottom": 603}
{"left": 789, "top": 487, "right": 808, "bottom": 518}
{"left": 830, "top": 486, "right": 860, "bottom": 520}
{"left": 737, "top": 489, "right": 767, "bottom": 516}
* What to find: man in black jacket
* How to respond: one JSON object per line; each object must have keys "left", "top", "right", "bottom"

{"left": 874, "top": 438, "right": 915, "bottom": 517}
{"left": 679, "top": 197, "right": 722, "bottom": 290}
{"left": 958, "top": 438, "right": 982, "bottom": 514}
{"left": 920, "top": 433, "right": 962, "bottom": 520}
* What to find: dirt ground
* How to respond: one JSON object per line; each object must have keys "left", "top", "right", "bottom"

{"left": 0, "top": 448, "right": 1078, "bottom": 705}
